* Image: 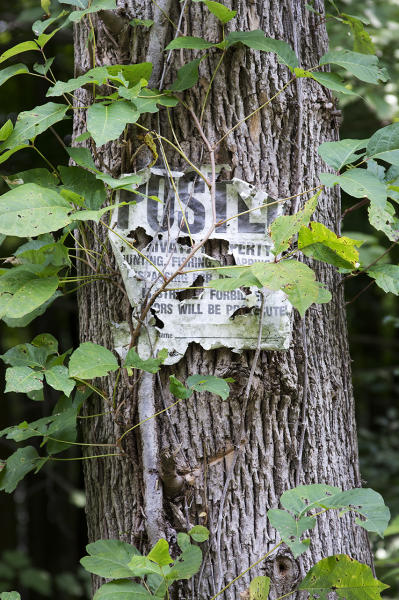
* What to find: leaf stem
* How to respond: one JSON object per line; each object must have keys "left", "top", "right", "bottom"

{"left": 117, "top": 398, "right": 184, "bottom": 444}
{"left": 209, "top": 540, "right": 283, "bottom": 600}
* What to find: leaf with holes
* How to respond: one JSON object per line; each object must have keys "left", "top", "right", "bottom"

{"left": 249, "top": 576, "right": 271, "bottom": 600}
{"left": 319, "top": 488, "right": 390, "bottom": 538}
{"left": 318, "top": 139, "right": 368, "bottom": 171}
{"left": 167, "top": 544, "right": 203, "bottom": 581}
{"left": 69, "top": 342, "right": 119, "bottom": 379}
{"left": 0, "top": 184, "right": 72, "bottom": 237}
{"left": 298, "top": 222, "right": 363, "bottom": 270}
{"left": 280, "top": 484, "right": 342, "bottom": 516}
{"left": 270, "top": 191, "right": 320, "bottom": 255}
{"left": 87, "top": 101, "right": 139, "bottom": 147}
{"left": 226, "top": 30, "right": 298, "bottom": 69}
{"left": 0, "top": 103, "right": 68, "bottom": 150}
{"left": 186, "top": 374, "right": 231, "bottom": 400}
{"left": 0, "top": 447, "right": 39, "bottom": 493}
{"left": 267, "top": 509, "right": 315, "bottom": 557}
{"left": 367, "top": 265, "right": 399, "bottom": 296}
{"left": 368, "top": 201, "right": 399, "bottom": 241}
{"left": 5, "top": 366, "right": 44, "bottom": 393}
{"left": 0, "top": 269, "right": 59, "bottom": 320}
{"left": 298, "top": 554, "right": 389, "bottom": 599}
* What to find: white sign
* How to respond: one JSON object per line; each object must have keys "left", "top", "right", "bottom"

{"left": 109, "top": 168, "right": 292, "bottom": 364}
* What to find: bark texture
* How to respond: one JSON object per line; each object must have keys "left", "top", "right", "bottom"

{"left": 74, "top": 1, "right": 373, "bottom": 598}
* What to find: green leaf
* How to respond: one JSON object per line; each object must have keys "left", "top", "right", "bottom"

{"left": 319, "top": 49, "right": 388, "bottom": 84}
{"left": 93, "top": 580, "right": 152, "bottom": 600}
{"left": 267, "top": 509, "right": 314, "bottom": 557}
{"left": 69, "top": 342, "right": 119, "bottom": 379}
{"left": 298, "top": 222, "right": 362, "bottom": 270}
{"left": 69, "top": 0, "right": 117, "bottom": 23}
{"left": 46, "top": 66, "right": 109, "bottom": 96}
{"left": 318, "top": 139, "right": 367, "bottom": 171}
{"left": 188, "top": 525, "right": 210, "bottom": 542}
{"left": 0, "top": 269, "right": 59, "bottom": 319}
{"left": 6, "top": 168, "right": 59, "bottom": 188}
{"left": 147, "top": 539, "right": 173, "bottom": 567}
{"left": 0, "top": 593, "right": 21, "bottom": 600}
{"left": 298, "top": 554, "right": 389, "bottom": 599}
{"left": 309, "top": 71, "right": 358, "bottom": 96}
{"left": 226, "top": 31, "right": 298, "bottom": 69}
{"left": 366, "top": 123, "right": 399, "bottom": 166}
{"left": 341, "top": 13, "right": 375, "bottom": 55}
{"left": 96, "top": 172, "right": 143, "bottom": 191}
{"left": 58, "top": 0, "right": 89, "bottom": 6}
{"left": 368, "top": 264, "right": 399, "bottom": 295}
{"left": 33, "top": 10, "right": 69, "bottom": 35}
{"left": 165, "top": 36, "right": 216, "bottom": 50}
{"left": 0, "top": 120, "right": 13, "bottom": 142}
{"left": 0, "top": 41, "right": 40, "bottom": 64}
{"left": 1, "top": 343, "right": 48, "bottom": 368}
{"left": 0, "top": 103, "right": 69, "bottom": 150}
{"left": 106, "top": 63, "right": 153, "bottom": 87}
{"left": 87, "top": 101, "right": 139, "bottom": 147}
{"left": 0, "top": 145, "right": 30, "bottom": 166}
{"left": 45, "top": 366, "right": 75, "bottom": 396}
{"left": 3, "top": 291, "right": 61, "bottom": 328}
{"left": 130, "top": 19, "right": 154, "bottom": 28}
{"left": 251, "top": 260, "right": 331, "bottom": 317}
{"left": 270, "top": 191, "right": 320, "bottom": 255}
{"left": 0, "top": 416, "right": 54, "bottom": 443}
{"left": 0, "top": 184, "right": 72, "bottom": 237}
{"left": 280, "top": 484, "right": 341, "bottom": 516}
{"left": 59, "top": 166, "right": 106, "bottom": 210}
{"left": 320, "top": 488, "right": 390, "bottom": 538}
{"left": 320, "top": 169, "right": 387, "bottom": 209}
{"left": 123, "top": 348, "right": 166, "bottom": 374}
{"left": 0, "top": 446, "right": 39, "bottom": 493}
{"left": 120, "top": 88, "right": 179, "bottom": 114}
{"left": 45, "top": 395, "right": 83, "bottom": 454}
{"left": 169, "top": 375, "right": 193, "bottom": 400}
{"left": 169, "top": 58, "right": 202, "bottom": 92}
{"left": 0, "top": 64, "right": 29, "bottom": 88}
{"left": 67, "top": 146, "right": 98, "bottom": 171}
{"left": 177, "top": 533, "right": 191, "bottom": 551}
{"left": 375, "top": 201, "right": 399, "bottom": 236}
{"left": 81, "top": 539, "right": 140, "bottom": 579}
{"left": 168, "top": 545, "right": 202, "bottom": 580}
{"left": 5, "top": 366, "right": 44, "bottom": 393}
{"left": 127, "top": 556, "right": 162, "bottom": 578}
{"left": 186, "top": 374, "right": 230, "bottom": 400}
{"left": 193, "top": 0, "right": 236, "bottom": 23}
{"left": 210, "top": 268, "right": 262, "bottom": 291}
{"left": 249, "top": 576, "right": 271, "bottom": 600}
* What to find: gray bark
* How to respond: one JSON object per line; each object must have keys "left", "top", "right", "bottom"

{"left": 74, "top": 1, "right": 373, "bottom": 598}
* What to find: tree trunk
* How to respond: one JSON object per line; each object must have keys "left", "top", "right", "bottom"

{"left": 74, "top": 1, "right": 373, "bottom": 598}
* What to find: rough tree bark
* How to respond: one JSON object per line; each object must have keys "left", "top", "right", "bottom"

{"left": 74, "top": 1, "right": 374, "bottom": 598}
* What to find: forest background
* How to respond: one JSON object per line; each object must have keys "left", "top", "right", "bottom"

{"left": 0, "top": 0, "right": 398, "bottom": 598}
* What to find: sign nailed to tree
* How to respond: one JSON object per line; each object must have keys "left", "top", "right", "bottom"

{"left": 109, "top": 167, "right": 293, "bottom": 364}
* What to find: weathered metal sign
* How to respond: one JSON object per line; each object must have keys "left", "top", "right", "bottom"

{"left": 109, "top": 167, "right": 293, "bottom": 364}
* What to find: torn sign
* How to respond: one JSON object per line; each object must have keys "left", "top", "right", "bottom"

{"left": 109, "top": 167, "right": 293, "bottom": 365}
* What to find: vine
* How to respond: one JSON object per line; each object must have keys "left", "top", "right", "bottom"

{"left": 0, "top": 0, "right": 398, "bottom": 598}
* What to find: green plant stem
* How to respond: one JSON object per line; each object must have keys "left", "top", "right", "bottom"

{"left": 134, "top": 122, "right": 210, "bottom": 186}
{"left": 117, "top": 398, "right": 184, "bottom": 444}
{"left": 214, "top": 78, "right": 295, "bottom": 148}
{"left": 73, "top": 378, "right": 109, "bottom": 404}
{"left": 77, "top": 411, "right": 111, "bottom": 419}
{"left": 209, "top": 541, "right": 283, "bottom": 600}
{"left": 112, "top": 368, "right": 121, "bottom": 409}
{"left": 100, "top": 220, "right": 166, "bottom": 279}
{"left": 31, "top": 145, "right": 59, "bottom": 175}
{"left": 44, "top": 453, "right": 121, "bottom": 462}
{"left": 275, "top": 591, "right": 296, "bottom": 600}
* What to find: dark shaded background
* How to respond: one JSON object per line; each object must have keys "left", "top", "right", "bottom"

{"left": 0, "top": 0, "right": 398, "bottom": 598}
